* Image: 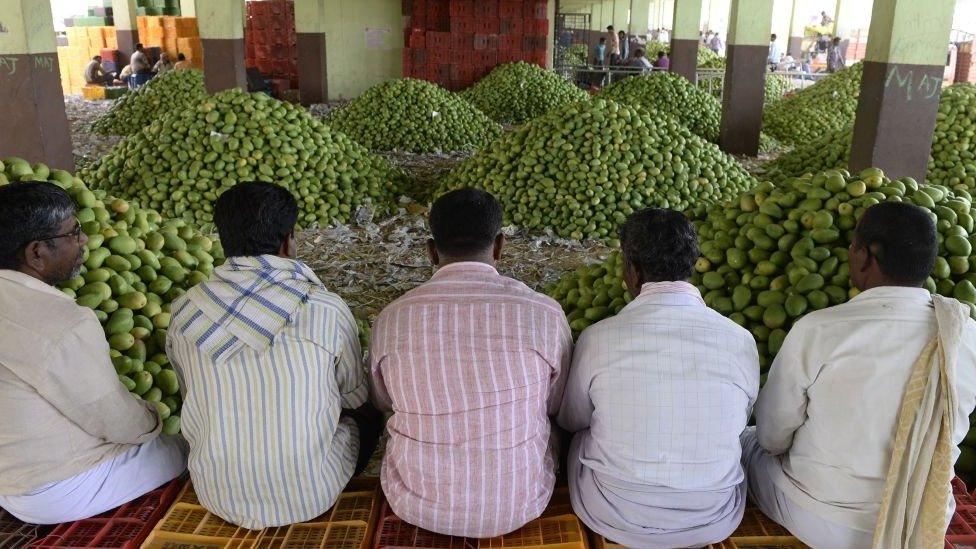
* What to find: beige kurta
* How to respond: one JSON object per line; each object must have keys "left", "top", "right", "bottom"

{"left": 0, "top": 270, "right": 161, "bottom": 495}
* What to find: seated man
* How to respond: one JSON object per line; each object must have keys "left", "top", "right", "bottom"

{"left": 370, "top": 188, "right": 572, "bottom": 537}
{"left": 629, "top": 49, "right": 653, "bottom": 71}
{"left": 559, "top": 208, "right": 759, "bottom": 548}
{"left": 166, "top": 182, "right": 380, "bottom": 529}
{"left": 744, "top": 201, "right": 976, "bottom": 548}
{"left": 0, "top": 182, "right": 185, "bottom": 524}
{"left": 84, "top": 55, "right": 114, "bottom": 85}
{"left": 173, "top": 53, "right": 191, "bottom": 70}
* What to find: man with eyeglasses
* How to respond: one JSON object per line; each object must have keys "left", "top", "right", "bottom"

{"left": 0, "top": 182, "right": 186, "bottom": 524}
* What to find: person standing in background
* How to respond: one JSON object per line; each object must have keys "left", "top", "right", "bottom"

{"left": 607, "top": 25, "right": 620, "bottom": 65}
{"left": 618, "top": 30, "right": 629, "bottom": 62}
{"left": 595, "top": 37, "right": 607, "bottom": 67}
{"left": 768, "top": 34, "right": 781, "bottom": 71}
{"left": 130, "top": 43, "right": 150, "bottom": 74}
{"left": 827, "top": 36, "right": 846, "bottom": 72}
{"left": 710, "top": 33, "right": 723, "bottom": 55}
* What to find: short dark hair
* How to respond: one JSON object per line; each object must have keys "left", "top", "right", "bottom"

{"left": 619, "top": 208, "right": 699, "bottom": 283}
{"left": 135, "top": 43, "right": 143, "bottom": 49}
{"left": 634, "top": 48, "right": 644, "bottom": 57}
{"left": 771, "top": 34, "right": 777, "bottom": 40}
{"left": 213, "top": 181, "right": 298, "bottom": 257}
{"left": 607, "top": 25, "right": 614, "bottom": 30}
{"left": 92, "top": 55, "right": 101, "bottom": 61}
{"left": 178, "top": 53, "right": 186, "bottom": 61}
{"left": 599, "top": 37, "right": 606, "bottom": 43}
{"left": 429, "top": 188, "right": 502, "bottom": 257}
{"left": 657, "top": 51, "right": 666, "bottom": 57}
{"left": 0, "top": 182, "right": 76, "bottom": 270}
{"left": 854, "top": 202, "right": 936, "bottom": 286}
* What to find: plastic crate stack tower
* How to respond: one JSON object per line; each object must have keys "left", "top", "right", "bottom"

{"left": 137, "top": 16, "right": 204, "bottom": 69}
{"left": 134, "top": 0, "right": 182, "bottom": 17}
{"left": 403, "top": 0, "right": 549, "bottom": 91}
{"left": 245, "top": 0, "right": 300, "bottom": 96}
{"left": 58, "top": 24, "right": 119, "bottom": 95}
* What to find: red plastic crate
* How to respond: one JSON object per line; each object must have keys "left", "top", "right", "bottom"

{"left": 407, "top": 28, "right": 425, "bottom": 48}
{"left": 955, "top": 478, "right": 976, "bottom": 507}
{"left": 449, "top": 0, "right": 474, "bottom": 18}
{"left": 475, "top": 0, "right": 498, "bottom": 19}
{"left": 33, "top": 479, "right": 183, "bottom": 549}
{"left": 426, "top": 31, "right": 451, "bottom": 50}
{"left": 524, "top": 0, "right": 548, "bottom": 20}
{"left": 525, "top": 19, "right": 549, "bottom": 37}
{"left": 476, "top": 18, "right": 500, "bottom": 35}
{"left": 947, "top": 536, "right": 976, "bottom": 548}
{"left": 473, "top": 34, "right": 488, "bottom": 51}
{"left": 499, "top": 0, "right": 521, "bottom": 19}
{"left": 451, "top": 33, "right": 473, "bottom": 50}
{"left": 429, "top": 48, "right": 449, "bottom": 65}
{"left": 499, "top": 35, "right": 520, "bottom": 52}
{"left": 0, "top": 509, "right": 49, "bottom": 549}
{"left": 499, "top": 18, "right": 522, "bottom": 36}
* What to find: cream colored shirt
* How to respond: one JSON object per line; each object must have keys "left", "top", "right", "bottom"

{"left": 756, "top": 286, "right": 976, "bottom": 532}
{"left": 0, "top": 270, "right": 161, "bottom": 495}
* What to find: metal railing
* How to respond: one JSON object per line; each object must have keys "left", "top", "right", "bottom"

{"left": 696, "top": 68, "right": 832, "bottom": 101}
{"left": 554, "top": 64, "right": 668, "bottom": 88}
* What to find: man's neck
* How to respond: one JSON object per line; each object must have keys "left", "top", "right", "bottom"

{"left": 14, "top": 267, "right": 53, "bottom": 286}
{"left": 857, "top": 281, "right": 924, "bottom": 292}
{"left": 436, "top": 256, "right": 495, "bottom": 269}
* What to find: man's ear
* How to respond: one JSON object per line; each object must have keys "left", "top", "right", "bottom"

{"left": 21, "top": 241, "right": 46, "bottom": 273}
{"left": 427, "top": 239, "right": 439, "bottom": 266}
{"left": 493, "top": 233, "right": 506, "bottom": 261}
{"left": 278, "top": 231, "right": 297, "bottom": 258}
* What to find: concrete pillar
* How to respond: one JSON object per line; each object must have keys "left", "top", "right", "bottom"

{"left": 670, "top": 0, "right": 702, "bottom": 81}
{"left": 547, "top": 0, "right": 557, "bottom": 68}
{"left": 179, "top": 0, "right": 195, "bottom": 17}
{"left": 719, "top": 0, "right": 773, "bottom": 155}
{"left": 849, "top": 0, "right": 956, "bottom": 181}
{"left": 603, "top": 0, "right": 615, "bottom": 29}
{"left": 112, "top": 0, "right": 138, "bottom": 62}
{"left": 295, "top": 0, "right": 327, "bottom": 106}
{"left": 0, "top": 0, "right": 73, "bottom": 170}
{"left": 787, "top": 0, "right": 806, "bottom": 58}
{"left": 196, "top": 0, "right": 246, "bottom": 93}
{"left": 630, "top": 0, "right": 652, "bottom": 37}
{"left": 613, "top": 0, "right": 630, "bottom": 32}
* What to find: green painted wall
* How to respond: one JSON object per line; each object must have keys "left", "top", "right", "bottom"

{"left": 295, "top": 0, "right": 327, "bottom": 33}
{"left": 0, "top": 0, "right": 56, "bottom": 54}
{"left": 673, "top": 0, "right": 703, "bottom": 39}
{"left": 323, "top": 0, "right": 402, "bottom": 100}
{"left": 613, "top": 0, "right": 630, "bottom": 30}
{"left": 197, "top": 0, "right": 244, "bottom": 39}
{"left": 727, "top": 0, "right": 774, "bottom": 45}
{"left": 179, "top": 0, "right": 195, "bottom": 17}
{"left": 111, "top": 0, "right": 138, "bottom": 31}
{"left": 865, "top": 0, "right": 956, "bottom": 65}
{"left": 631, "top": 0, "right": 652, "bottom": 35}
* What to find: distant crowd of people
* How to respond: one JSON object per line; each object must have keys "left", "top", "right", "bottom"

{"left": 83, "top": 43, "right": 192, "bottom": 89}
{"left": 593, "top": 25, "right": 669, "bottom": 73}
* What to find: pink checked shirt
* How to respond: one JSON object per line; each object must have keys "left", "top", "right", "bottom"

{"left": 369, "top": 262, "right": 573, "bottom": 537}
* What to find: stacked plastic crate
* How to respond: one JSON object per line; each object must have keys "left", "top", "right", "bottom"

{"left": 136, "top": 16, "right": 203, "bottom": 69}
{"left": 402, "top": 0, "right": 549, "bottom": 91}
{"left": 58, "top": 25, "right": 119, "bottom": 95}
{"left": 134, "top": 0, "right": 181, "bottom": 17}
{"left": 245, "top": 0, "right": 299, "bottom": 95}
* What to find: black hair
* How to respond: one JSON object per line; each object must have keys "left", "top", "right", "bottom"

{"left": 657, "top": 50, "right": 665, "bottom": 57}
{"left": 92, "top": 55, "right": 101, "bottom": 61}
{"left": 178, "top": 53, "right": 186, "bottom": 61}
{"left": 135, "top": 43, "right": 144, "bottom": 49}
{"left": 0, "top": 182, "right": 76, "bottom": 270}
{"left": 429, "top": 188, "right": 502, "bottom": 257}
{"left": 619, "top": 208, "right": 699, "bottom": 283}
{"left": 213, "top": 181, "right": 298, "bottom": 257}
{"left": 854, "top": 201, "right": 937, "bottom": 286}
{"left": 771, "top": 34, "right": 777, "bottom": 40}
{"left": 599, "top": 37, "right": 606, "bottom": 43}
{"left": 607, "top": 25, "right": 614, "bottom": 30}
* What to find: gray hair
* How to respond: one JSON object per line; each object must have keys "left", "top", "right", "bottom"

{"left": 0, "top": 181, "right": 77, "bottom": 270}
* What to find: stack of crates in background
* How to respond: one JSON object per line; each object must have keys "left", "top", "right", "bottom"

{"left": 245, "top": 0, "right": 299, "bottom": 96}
{"left": 137, "top": 16, "right": 203, "bottom": 69}
{"left": 135, "top": 0, "right": 182, "bottom": 17}
{"left": 402, "top": 0, "right": 549, "bottom": 91}
{"left": 64, "top": 1, "right": 115, "bottom": 27}
{"left": 58, "top": 25, "right": 119, "bottom": 95}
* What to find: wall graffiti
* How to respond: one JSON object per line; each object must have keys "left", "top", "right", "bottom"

{"left": 885, "top": 65, "right": 941, "bottom": 102}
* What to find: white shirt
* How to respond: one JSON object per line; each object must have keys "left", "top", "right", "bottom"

{"left": 559, "top": 281, "right": 760, "bottom": 493}
{"left": 768, "top": 41, "right": 781, "bottom": 64}
{"left": 756, "top": 286, "right": 976, "bottom": 532}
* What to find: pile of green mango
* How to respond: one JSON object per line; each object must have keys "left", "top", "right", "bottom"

{"left": 760, "top": 84, "right": 976, "bottom": 187}
{"left": 2, "top": 156, "right": 226, "bottom": 435}
{"left": 697, "top": 46, "right": 724, "bottom": 68}
{"left": 439, "top": 99, "right": 757, "bottom": 244}
{"left": 762, "top": 63, "right": 862, "bottom": 144}
{"left": 327, "top": 78, "right": 502, "bottom": 153}
{"left": 598, "top": 72, "right": 722, "bottom": 142}
{"left": 92, "top": 69, "right": 207, "bottom": 136}
{"left": 764, "top": 74, "right": 791, "bottom": 105}
{"left": 460, "top": 61, "right": 590, "bottom": 125}
{"left": 83, "top": 88, "right": 408, "bottom": 228}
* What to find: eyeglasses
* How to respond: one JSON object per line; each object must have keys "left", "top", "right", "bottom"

{"left": 36, "top": 221, "right": 83, "bottom": 244}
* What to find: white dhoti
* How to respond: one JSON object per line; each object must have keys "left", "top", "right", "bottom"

{"left": 740, "top": 427, "right": 873, "bottom": 549}
{"left": 0, "top": 436, "right": 188, "bottom": 524}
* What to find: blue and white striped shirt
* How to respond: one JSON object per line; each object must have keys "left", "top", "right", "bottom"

{"left": 166, "top": 257, "right": 367, "bottom": 529}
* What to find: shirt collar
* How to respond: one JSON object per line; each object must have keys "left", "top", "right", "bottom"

{"left": 431, "top": 261, "right": 499, "bottom": 279}
{"left": 634, "top": 281, "right": 706, "bottom": 305}
{"left": 0, "top": 269, "right": 74, "bottom": 301}
{"left": 849, "top": 285, "right": 933, "bottom": 303}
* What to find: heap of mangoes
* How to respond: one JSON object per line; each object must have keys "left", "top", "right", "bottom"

{"left": 327, "top": 78, "right": 502, "bottom": 153}
{"left": 2, "top": 156, "right": 226, "bottom": 435}
{"left": 598, "top": 72, "right": 722, "bottom": 142}
{"left": 762, "top": 63, "right": 862, "bottom": 144}
{"left": 440, "top": 99, "right": 757, "bottom": 244}
{"left": 83, "top": 89, "right": 408, "bottom": 228}
{"left": 92, "top": 70, "right": 207, "bottom": 136}
{"left": 460, "top": 61, "right": 590, "bottom": 124}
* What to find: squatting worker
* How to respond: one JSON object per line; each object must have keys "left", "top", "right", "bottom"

{"left": 744, "top": 201, "right": 976, "bottom": 548}
{"left": 559, "top": 209, "right": 759, "bottom": 549}
{"left": 166, "top": 182, "right": 381, "bottom": 529}
{"left": 0, "top": 182, "right": 186, "bottom": 524}
{"left": 173, "top": 53, "right": 191, "bottom": 70}
{"left": 84, "top": 55, "right": 114, "bottom": 85}
{"left": 153, "top": 52, "right": 174, "bottom": 74}
{"left": 369, "top": 188, "right": 573, "bottom": 537}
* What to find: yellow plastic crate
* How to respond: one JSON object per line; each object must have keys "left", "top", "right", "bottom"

{"left": 142, "top": 478, "right": 380, "bottom": 549}
{"left": 480, "top": 516, "right": 588, "bottom": 549}
{"left": 590, "top": 507, "right": 810, "bottom": 549}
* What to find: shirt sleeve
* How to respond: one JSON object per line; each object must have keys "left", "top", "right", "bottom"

{"left": 332, "top": 301, "right": 368, "bottom": 410}
{"left": 42, "top": 314, "right": 161, "bottom": 444}
{"left": 545, "top": 312, "right": 574, "bottom": 416}
{"left": 557, "top": 327, "right": 594, "bottom": 433}
{"left": 368, "top": 313, "right": 395, "bottom": 412}
{"left": 755, "top": 322, "right": 815, "bottom": 455}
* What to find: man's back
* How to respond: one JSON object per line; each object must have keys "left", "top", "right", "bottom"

{"left": 757, "top": 287, "right": 976, "bottom": 530}
{"left": 370, "top": 262, "right": 572, "bottom": 537}
{"left": 167, "top": 261, "right": 366, "bottom": 529}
